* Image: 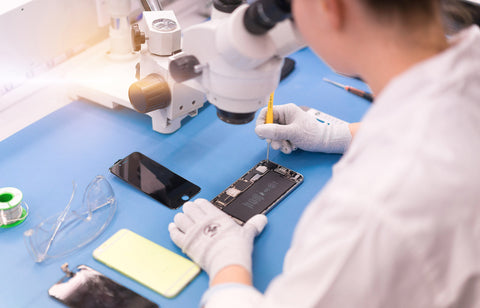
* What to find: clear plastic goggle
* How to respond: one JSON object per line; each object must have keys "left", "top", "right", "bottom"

{"left": 24, "top": 175, "right": 117, "bottom": 263}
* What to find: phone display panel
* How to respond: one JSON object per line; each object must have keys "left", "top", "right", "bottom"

{"left": 48, "top": 264, "right": 158, "bottom": 308}
{"left": 109, "top": 152, "right": 200, "bottom": 209}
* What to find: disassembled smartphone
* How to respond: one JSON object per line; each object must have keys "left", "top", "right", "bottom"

{"left": 109, "top": 152, "right": 200, "bottom": 209}
{"left": 211, "top": 160, "right": 303, "bottom": 225}
{"left": 48, "top": 264, "right": 158, "bottom": 308}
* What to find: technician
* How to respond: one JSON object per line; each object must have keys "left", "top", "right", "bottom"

{"left": 168, "top": 0, "right": 480, "bottom": 307}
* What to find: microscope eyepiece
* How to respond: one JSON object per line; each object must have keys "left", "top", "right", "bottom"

{"left": 214, "top": 0, "right": 245, "bottom": 13}
{"left": 244, "top": 0, "right": 291, "bottom": 35}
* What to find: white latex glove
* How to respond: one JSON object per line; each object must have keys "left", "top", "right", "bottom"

{"left": 168, "top": 198, "right": 268, "bottom": 278}
{"left": 255, "top": 103, "right": 352, "bottom": 154}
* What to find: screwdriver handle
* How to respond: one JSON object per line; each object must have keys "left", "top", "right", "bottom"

{"left": 266, "top": 92, "right": 275, "bottom": 124}
{"left": 346, "top": 87, "right": 374, "bottom": 102}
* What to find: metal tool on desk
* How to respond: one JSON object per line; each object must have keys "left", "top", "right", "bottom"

{"left": 265, "top": 92, "right": 274, "bottom": 162}
{"left": 323, "top": 78, "right": 375, "bottom": 102}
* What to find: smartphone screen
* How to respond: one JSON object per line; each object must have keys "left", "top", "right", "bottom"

{"left": 48, "top": 264, "right": 158, "bottom": 308}
{"left": 93, "top": 229, "right": 200, "bottom": 298}
{"left": 109, "top": 152, "right": 200, "bottom": 209}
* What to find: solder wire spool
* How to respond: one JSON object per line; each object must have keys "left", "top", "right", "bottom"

{"left": 0, "top": 187, "right": 28, "bottom": 228}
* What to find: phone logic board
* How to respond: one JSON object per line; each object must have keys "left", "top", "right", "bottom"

{"left": 211, "top": 160, "right": 303, "bottom": 224}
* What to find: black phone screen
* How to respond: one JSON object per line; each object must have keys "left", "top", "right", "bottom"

{"left": 48, "top": 265, "right": 158, "bottom": 308}
{"left": 109, "top": 152, "right": 200, "bottom": 209}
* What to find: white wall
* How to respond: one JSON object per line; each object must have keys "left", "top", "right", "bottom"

{"left": 0, "top": 0, "right": 111, "bottom": 141}
{"left": 0, "top": 0, "right": 207, "bottom": 142}
{"left": 0, "top": 0, "right": 109, "bottom": 98}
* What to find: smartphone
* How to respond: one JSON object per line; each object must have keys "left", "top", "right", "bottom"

{"left": 93, "top": 229, "right": 200, "bottom": 298}
{"left": 48, "top": 264, "right": 158, "bottom": 308}
{"left": 211, "top": 160, "right": 303, "bottom": 225}
{"left": 109, "top": 152, "right": 200, "bottom": 209}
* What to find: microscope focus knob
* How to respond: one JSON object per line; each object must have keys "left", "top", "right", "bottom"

{"left": 131, "top": 24, "right": 146, "bottom": 52}
{"left": 128, "top": 74, "right": 171, "bottom": 113}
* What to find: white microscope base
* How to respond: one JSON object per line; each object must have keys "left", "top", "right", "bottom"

{"left": 65, "top": 39, "right": 202, "bottom": 134}
{"left": 66, "top": 39, "right": 138, "bottom": 110}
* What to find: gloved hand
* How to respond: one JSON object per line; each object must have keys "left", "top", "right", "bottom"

{"left": 255, "top": 103, "right": 352, "bottom": 154}
{"left": 168, "top": 198, "right": 268, "bottom": 278}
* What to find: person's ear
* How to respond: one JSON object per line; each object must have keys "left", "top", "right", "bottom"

{"left": 321, "top": 0, "right": 345, "bottom": 30}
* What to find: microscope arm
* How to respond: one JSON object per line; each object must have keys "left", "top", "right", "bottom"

{"left": 140, "top": 0, "right": 163, "bottom": 11}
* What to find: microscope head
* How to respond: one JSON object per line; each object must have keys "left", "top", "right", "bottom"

{"left": 169, "top": 0, "right": 303, "bottom": 124}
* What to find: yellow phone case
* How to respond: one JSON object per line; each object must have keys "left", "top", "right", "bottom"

{"left": 93, "top": 229, "right": 200, "bottom": 298}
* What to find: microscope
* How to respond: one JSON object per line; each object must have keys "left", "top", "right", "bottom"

{"left": 127, "top": 0, "right": 207, "bottom": 133}
{"left": 129, "top": 0, "right": 304, "bottom": 130}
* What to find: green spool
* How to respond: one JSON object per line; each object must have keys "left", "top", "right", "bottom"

{"left": 0, "top": 187, "right": 27, "bottom": 228}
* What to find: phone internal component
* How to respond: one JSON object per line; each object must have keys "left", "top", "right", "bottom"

{"left": 211, "top": 160, "right": 303, "bottom": 224}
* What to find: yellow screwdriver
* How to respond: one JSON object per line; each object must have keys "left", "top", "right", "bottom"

{"left": 265, "top": 92, "right": 274, "bottom": 162}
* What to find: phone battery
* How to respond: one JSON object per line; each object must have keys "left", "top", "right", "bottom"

{"left": 211, "top": 160, "right": 303, "bottom": 224}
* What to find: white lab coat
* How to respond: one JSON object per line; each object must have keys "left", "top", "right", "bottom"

{"left": 202, "top": 25, "right": 480, "bottom": 308}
